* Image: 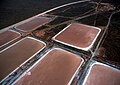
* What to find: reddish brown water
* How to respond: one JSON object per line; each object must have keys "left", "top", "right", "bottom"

{"left": 0, "top": 30, "right": 20, "bottom": 47}
{"left": 0, "top": 37, "right": 45, "bottom": 81}
{"left": 54, "top": 23, "right": 100, "bottom": 50}
{"left": 15, "top": 49, "right": 83, "bottom": 85}
{"left": 84, "top": 63, "right": 120, "bottom": 85}
{"left": 16, "top": 17, "right": 51, "bottom": 32}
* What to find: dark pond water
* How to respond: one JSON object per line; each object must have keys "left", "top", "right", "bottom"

{"left": 0, "top": 0, "right": 119, "bottom": 29}
{"left": 0, "top": 0, "right": 79, "bottom": 29}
